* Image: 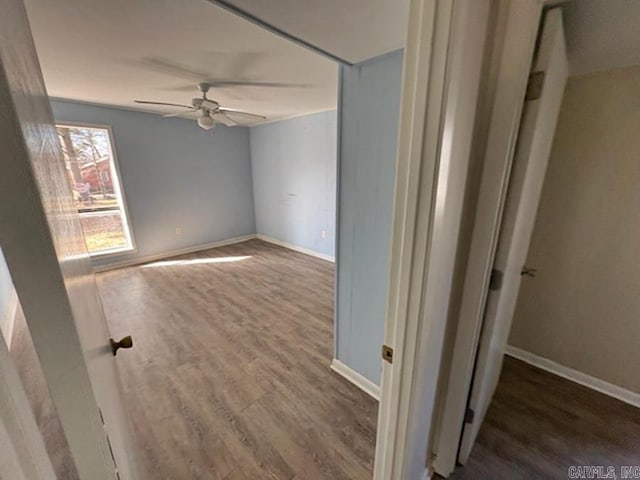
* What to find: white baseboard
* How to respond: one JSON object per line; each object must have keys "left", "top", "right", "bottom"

{"left": 505, "top": 345, "right": 640, "bottom": 409}
{"left": 93, "top": 234, "right": 257, "bottom": 272}
{"left": 330, "top": 359, "right": 380, "bottom": 400}
{"left": 0, "top": 289, "right": 19, "bottom": 349}
{"left": 256, "top": 234, "right": 335, "bottom": 262}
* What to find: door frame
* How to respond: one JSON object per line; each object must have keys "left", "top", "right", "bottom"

{"left": 374, "top": 0, "right": 493, "bottom": 478}
{"left": 429, "top": 0, "right": 566, "bottom": 476}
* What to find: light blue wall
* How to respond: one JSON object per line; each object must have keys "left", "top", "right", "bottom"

{"left": 336, "top": 50, "right": 404, "bottom": 384}
{"left": 250, "top": 110, "right": 337, "bottom": 257}
{"left": 50, "top": 100, "right": 256, "bottom": 268}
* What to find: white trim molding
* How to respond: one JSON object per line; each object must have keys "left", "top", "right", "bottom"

{"left": 93, "top": 233, "right": 335, "bottom": 273}
{"left": 330, "top": 359, "right": 380, "bottom": 400}
{"left": 93, "top": 234, "right": 257, "bottom": 272}
{"left": 0, "top": 289, "right": 18, "bottom": 349}
{"left": 253, "top": 108, "right": 337, "bottom": 126}
{"left": 375, "top": 0, "right": 493, "bottom": 478}
{"left": 256, "top": 234, "right": 335, "bottom": 262}
{"left": 431, "top": 1, "right": 545, "bottom": 475}
{"left": 505, "top": 346, "right": 640, "bottom": 409}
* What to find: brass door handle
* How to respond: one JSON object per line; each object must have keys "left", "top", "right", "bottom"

{"left": 110, "top": 336, "right": 133, "bottom": 356}
{"left": 521, "top": 267, "right": 537, "bottom": 278}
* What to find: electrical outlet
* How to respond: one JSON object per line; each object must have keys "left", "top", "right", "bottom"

{"left": 321, "top": 230, "right": 328, "bottom": 239}
{"left": 175, "top": 227, "right": 183, "bottom": 235}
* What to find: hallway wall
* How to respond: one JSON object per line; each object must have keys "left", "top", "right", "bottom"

{"left": 510, "top": 66, "right": 640, "bottom": 394}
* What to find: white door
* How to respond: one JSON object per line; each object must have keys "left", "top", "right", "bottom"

{"left": 458, "top": 8, "right": 568, "bottom": 463}
{"left": 0, "top": 0, "right": 137, "bottom": 478}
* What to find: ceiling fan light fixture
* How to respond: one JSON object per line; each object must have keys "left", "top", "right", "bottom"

{"left": 197, "top": 111, "right": 215, "bottom": 130}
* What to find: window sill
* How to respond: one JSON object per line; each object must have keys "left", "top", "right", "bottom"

{"left": 89, "top": 245, "right": 136, "bottom": 258}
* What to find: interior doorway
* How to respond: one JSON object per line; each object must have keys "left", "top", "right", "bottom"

{"left": 437, "top": 1, "right": 640, "bottom": 477}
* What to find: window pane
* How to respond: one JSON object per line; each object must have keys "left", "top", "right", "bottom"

{"left": 79, "top": 212, "right": 128, "bottom": 253}
{"left": 56, "top": 125, "right": 133, "bottom": 255}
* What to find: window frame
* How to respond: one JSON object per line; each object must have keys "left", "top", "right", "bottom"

{"left": 56, "top": 122, "right": 136, "bottom": 257}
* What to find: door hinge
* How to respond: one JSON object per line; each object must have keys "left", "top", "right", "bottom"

{"left": 382, "top": 345, "right": 394, "bottom": 364}
{"left": 489, "top": 268, "right": 503, "bottom": 291}
{"left": 525, "top": 71, "right": 545, "bottom": 101}
{"left": 464, "top": 407, "right": 475, "bottom": 424}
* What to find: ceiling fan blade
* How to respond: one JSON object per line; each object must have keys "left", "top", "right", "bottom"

{"left": 167, "top": 80, "right": 308, "bottom": 92}
{"left": 211, "top": 80, "right": 309, "bottom": 89}
{"left": 134, "top": 100, "right": 197, "bottom": 110}
{"left": 212, "top": 113, "right": 238, "bottom": 127}
{"left": 219, "top": 108, "right": 266, "bottom": 122}
{"left": 137, "top": 57, "right": 211, "bottom": 82}
{"left": 163, "top": 109, "right": 201, "bottom": 118}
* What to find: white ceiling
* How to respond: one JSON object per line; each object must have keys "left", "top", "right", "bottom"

{"left": 24, "top": 0, "right": 339, "bottom": 123}
{"left": 28, "top": 0, "right": 639, "bottom": 123}
{"left": 218, "top": 0, "right": 410, "bottom": 64}
{"left": 563, "top": 0, "right": 640, "bottom": 77}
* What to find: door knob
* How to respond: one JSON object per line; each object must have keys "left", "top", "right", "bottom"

{"left": 110, "top": 336, "right": 133, "bottom": 356}
{"left": 521, "top": 267, "right": 537, "bottom": 277}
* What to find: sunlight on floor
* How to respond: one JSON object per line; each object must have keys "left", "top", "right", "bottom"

{"left": 142, "top": 256, "right": 252, "bottom": 268}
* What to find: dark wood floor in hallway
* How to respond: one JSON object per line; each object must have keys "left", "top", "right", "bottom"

{"left": 451, "top": 356, "right": 640, "bottom": 480}
{"left": 97, "top": 239, "right": 377, "bottom": 480}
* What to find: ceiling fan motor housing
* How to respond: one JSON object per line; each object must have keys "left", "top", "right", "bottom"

{"left": 201, "top": 99, "right": 220, "bottom": 110}
{"left": 135, "top": 81, "right": 265, "bottom": 130}
{"left": 191, "top": 97, "right": 220, "bottom": 110}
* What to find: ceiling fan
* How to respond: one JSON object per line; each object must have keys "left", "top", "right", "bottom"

{"left": 135, "top": 82, "right": 266, "bottom": 130}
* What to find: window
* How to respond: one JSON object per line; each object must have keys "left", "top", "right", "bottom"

{"left": 56, "top": 124, "right": 134, "bottom": 255}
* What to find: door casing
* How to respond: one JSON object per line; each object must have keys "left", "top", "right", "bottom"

{"left": 431, "top": 0, "right": 569, "bottom": 476}
{"left": 374, "top": 0, "right": 494, "bottom": 478}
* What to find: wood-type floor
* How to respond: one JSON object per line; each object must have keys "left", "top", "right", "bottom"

{"left": 97, "top": 239, "right": 378, "bottom": 479}
{"left": 11, "top": 239, "right": 639, "bottom": 479}
{"left": 451, "top": 356, "right": 640, "bottom": 480}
